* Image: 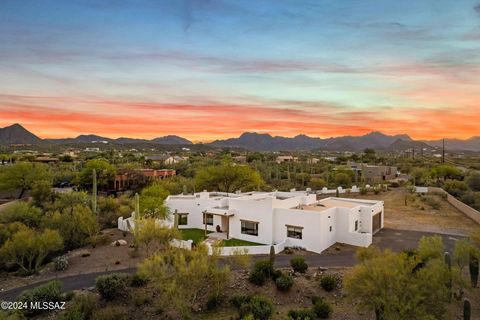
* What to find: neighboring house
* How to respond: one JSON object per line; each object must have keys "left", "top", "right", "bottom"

{"left": 307, "top": 157, "right": 320, "bottom": 164}
{"left": 85, "top": 147, "right": 100, "bottom": 152}
{"left": 275, "top": 156, "right": 298, "bottom": 164}
{"left": 165, "top": 191, "right": 384, "bottom": 254}
{"left": 110, "top": 169, "right": 176, "bottom": 191}
{"left": 34, "top": 156, "right": 59, "bottom": 163}
{"left": 145, "top": 155, "right": 187, "bottom": 165}
{"left": 233, "top": 155, "right": 247, "bottom": 163}
{"left": 348, "top": 162, "right": 397, "bottom": 184}
{"left": 138, "top": 168, "right": 176, "bottom": 179}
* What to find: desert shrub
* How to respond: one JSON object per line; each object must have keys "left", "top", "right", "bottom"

{"left": 249, "top": 260, "right": 273, "bottom": 285}
{"left": 389, "top": 182, "right": 400, "bottom": 188}
{"left": 320, "top": 275, "right": 336, "bottom": 292}
{"left": 133, "top": 292, "right": 152, "bottom": 307}
{"left": 54, "top": 255, "right": 69, "bottom": 271}
{"left": 290, "top": 257, "right": 308, "bottom": 273}
{"left": 288, "top": 308, "right": 317, "bottom": 320}
{"left": 0, "top": 202, "right": 43, "bottom": 228}
{"left": 313, "top": 297, "right": 332, "bottom": 319}
{"left": 89, "top": 234, "right": 110, "bottom": 248}
{"left": 18, "top": 280, "right": 62, "bottom": 316}
{"left": 250, "top": 296, "right": 274, "bottom": 320}
{"left": 59, "top": 310, "right": 84, "bottom": 320}
{"left": 424, "top": 196, "right": 441, "bottom": 210}
{"left": 60, "top": 292, "right": 98, "bottom": 320}
{"left": 230, "top": 294, "right": 252, "bottom": 309}
{"left": 271, "top": 269, "right": 283, "bottom": 281}
{"left": 130, "top": 273, "right": 149, "bottom": 287}
{"left": 230, "top": 295, "right": 273, "bottom": 320}
{"left": 275, "top": 274, "right": 294, "bottom": 292}
{"left": 95, "top": 273, "right": 128, "bottom": 300}
{"left": 91, "top": 306, "right": 128, "bottom": 320}
{"left": 206, "top": 294, "right": 223, "bottom": 310}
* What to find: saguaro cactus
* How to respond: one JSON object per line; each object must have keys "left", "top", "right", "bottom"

{"left": 135, "top": 193, "right": 140, "bottom": 218}
{"left": 269, "top": 245, "right": 275, "bottom": 266}
{"left": 444, "top": 252, "right": 451, "bottom": 270}
{"left": 463, "top": 299, "right": 471, "bottom": 320}
{"left": 92, "top": 169, "right": 97, "bottom": 213}
{"left": 469, "top": 254, "right": 479, "bottom": 288}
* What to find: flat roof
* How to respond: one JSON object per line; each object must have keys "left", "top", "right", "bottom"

{"left": 297, "top": 198, "right": 379, "bottom": 212}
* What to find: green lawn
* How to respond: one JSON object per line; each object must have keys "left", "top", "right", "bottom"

{"left": 179, "top": 228, "right": 211, "bottom": 244}
{"left": 220, "top": 238, "right": 263, "bottom": 247}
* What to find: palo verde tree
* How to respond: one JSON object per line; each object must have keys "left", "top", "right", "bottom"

{"left": 139, "top": 245, "right": 230, "bottom": 318}
{"left": 0, "top": 227, "right": 63, "bottom": 274}
{"left": 195, "top": 162, "right": 264, "bottom": 193}
{"left": 345, "top": 236, "right": 454, "bottom": 320}
{"left": 0, "top": 162, "right": 52, "bottom": 198}
{"left": 77, "top": 159, "right": 116, "bottom": 190}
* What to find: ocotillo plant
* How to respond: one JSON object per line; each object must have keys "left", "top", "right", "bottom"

{"left": 463, "top": 299, "right": 471, "bottom": 320}
{"left": 469, "top": 253, "right": 479, "bottom": 288}
{"left": 92, "top": 169, "right": 97, "bottom": 213}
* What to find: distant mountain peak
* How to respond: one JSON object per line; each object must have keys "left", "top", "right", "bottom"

{"left": 0, "top": 123, "right": 44, "bottom": 145}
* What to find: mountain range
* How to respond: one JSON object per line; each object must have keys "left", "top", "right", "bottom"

{"left": 1, "top": 123, "right": 480, "bottom": 152}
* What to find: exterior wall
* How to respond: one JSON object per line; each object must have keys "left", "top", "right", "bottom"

{"left": 228, "top": 197, "right": 274, "bottom": 245}
{"left": 165, "top": 196, "right": 224, "bottom": 232}
{"left": 273, "top": 208, "right": 337, "bottom": 253}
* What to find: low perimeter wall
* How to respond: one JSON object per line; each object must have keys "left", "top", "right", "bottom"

{"left": 427, "top": 187, "right": 480, "bottom": 224}
{"left": 207, "top": 239, "right": 290, "bottom": 256}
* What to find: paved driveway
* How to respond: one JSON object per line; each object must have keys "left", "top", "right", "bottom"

{"left": 0, "top": 228, "right": 465, "bottom": 301}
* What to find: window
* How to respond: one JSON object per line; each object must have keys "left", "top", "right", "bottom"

{"left": 178, "top": 213, "right": 188, "bottom": 226}
{"left": 286, "top": 225, "right": 303, "bottom": 239}
{"left": 203, "top": 213, "right": 213, "bottom": 226}
{"left": 241, "top": 220, "right": 259, "bottom": 236}
{"left": 354, "top": 220, "right": 358, "bottom": 231}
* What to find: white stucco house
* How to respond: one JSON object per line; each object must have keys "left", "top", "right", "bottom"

{"left": 165, "top": 191, "right": 384, "bottom": 254}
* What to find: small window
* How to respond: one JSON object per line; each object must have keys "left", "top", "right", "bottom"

{"left": 286, "top": 225, "right": 303, "bottom": 239}
{"left": 178, "top": 214, "right": 188, "bottom": 226}
{"left": 354, "top": 220, "right": 358, "bottom": 231}
{"left": 203, "top": 213, "right": 214, "bottom": 226}
{"left": 241, "top": 220, "right": 259, "bottom": 236}
{"left": 329, "top": 226, "right": 332, "bottom": 232}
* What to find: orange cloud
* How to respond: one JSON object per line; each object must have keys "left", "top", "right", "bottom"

{"left": 1, "top": 94, "right": 479, "bottom": 141}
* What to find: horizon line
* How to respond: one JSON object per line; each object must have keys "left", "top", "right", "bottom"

{"left": 2, "top": 123, "right": 478, "bottom": 143}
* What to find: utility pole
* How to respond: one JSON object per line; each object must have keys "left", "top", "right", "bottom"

{"left": 442, "top": 139, "right": 445, "bottom": 164}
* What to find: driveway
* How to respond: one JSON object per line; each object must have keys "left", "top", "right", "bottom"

{"left": 0, "top": 228, "right": 465, "bottom": 301}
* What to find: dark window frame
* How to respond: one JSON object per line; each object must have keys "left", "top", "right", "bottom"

{"left": 178, "top": 213, "right": 188, "bottom": 226}
{"left": 203, "top": 213, "right": 214, "bottom": 226}
{"left": 286, "top": 225, "right": 303, "bottom": 239}
{"left": 241, "top": 220, "right": 259, "bottom": 236}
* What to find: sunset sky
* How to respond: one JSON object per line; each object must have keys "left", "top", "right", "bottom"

{"left": 1, "top": 0, "right": 479, "bottom": 141}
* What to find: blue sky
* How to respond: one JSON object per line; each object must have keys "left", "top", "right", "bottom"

{"left": 1, "top": 0, "right": 479, "bottom": 140}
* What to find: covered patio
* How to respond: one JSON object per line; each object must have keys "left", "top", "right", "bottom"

{"left": 202, "top": 209, "right": 234, "bottom": 240}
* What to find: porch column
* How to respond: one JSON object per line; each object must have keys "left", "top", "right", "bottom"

{"left": 226, "top": 215, "right": 230, "bottom": 240}
{"left": 203, "top": 211, "right": 207, "bottom": 236}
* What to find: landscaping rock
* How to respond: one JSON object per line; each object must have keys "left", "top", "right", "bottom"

{"left": 111, "top": 239, "right": 127, "bottom": 246}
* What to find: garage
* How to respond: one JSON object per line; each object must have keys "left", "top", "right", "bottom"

{"left": 372, "top": 211, "right": 382, "bottom": 234}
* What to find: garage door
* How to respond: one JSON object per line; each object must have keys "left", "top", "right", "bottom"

{"left": 372, "top": 212, "right": 382, "bottom": 234}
